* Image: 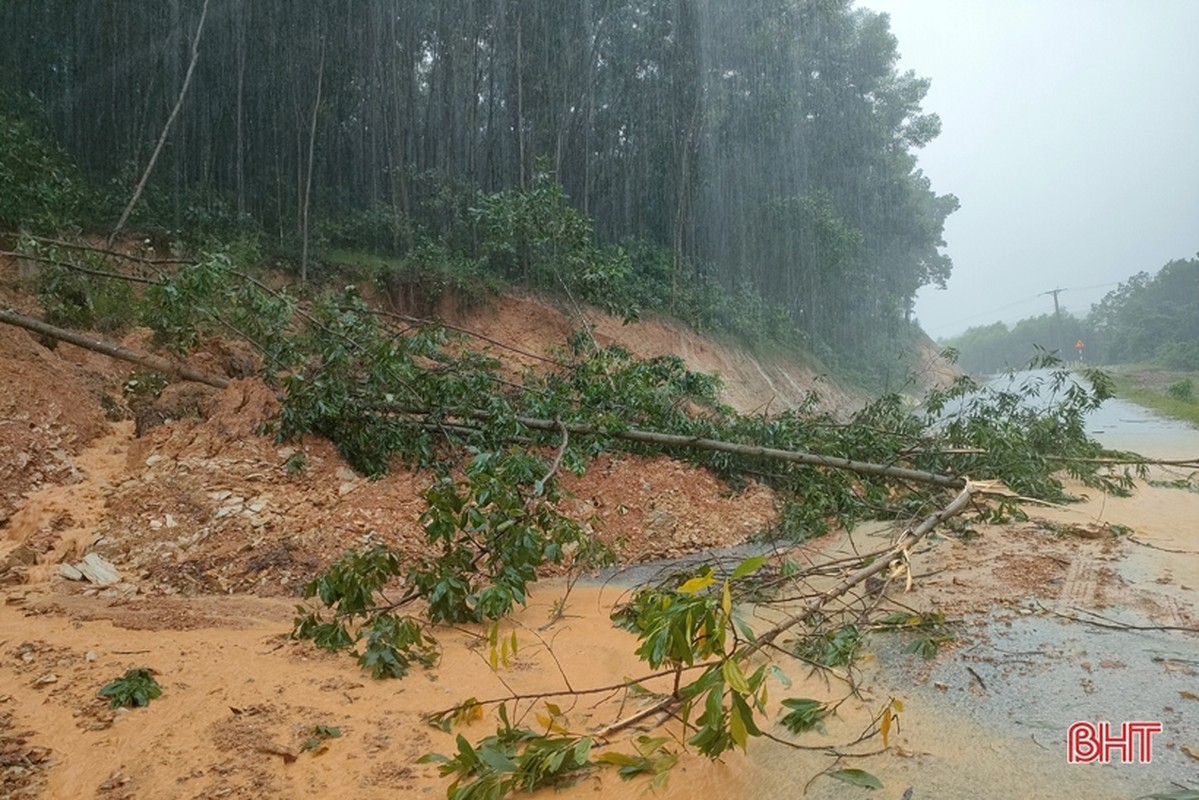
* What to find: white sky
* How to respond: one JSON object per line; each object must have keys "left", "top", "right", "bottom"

{"left": 856, "top": 0, "right": 1199, "bottom": 338}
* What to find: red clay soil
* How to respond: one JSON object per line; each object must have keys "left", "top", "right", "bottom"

{"left": 441, "top": 291, "right": 873, "bottom": 416}
{"left": 0, "top": 264, "right": 981, "bottom": 800}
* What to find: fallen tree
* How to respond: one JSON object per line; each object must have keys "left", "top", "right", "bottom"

{"left": 6, "top": 235, "right": 1148, "bottom": 797}
{"left": 0, "top": 308, "right": 230, "bottom": 389}
{"left": 0, "top": 304, "right": 972, "bottom": 499}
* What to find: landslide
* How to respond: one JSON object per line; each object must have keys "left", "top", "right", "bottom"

{"left": 439, "top": 291, "right": 869, "bottom": 416}
{"left": 0, "top": 266, "right": 825, "bottom": 599}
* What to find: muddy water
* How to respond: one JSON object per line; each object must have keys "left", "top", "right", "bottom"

{"left": 1087, "top": 394, "right": 1199, "bottom": 458}
{"left": 739, "top": 397, "right": 1199, "bottom": 799}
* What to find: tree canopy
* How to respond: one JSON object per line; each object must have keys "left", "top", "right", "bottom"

{"left": 0, "top": 0, "right": 957, "bottom": 373}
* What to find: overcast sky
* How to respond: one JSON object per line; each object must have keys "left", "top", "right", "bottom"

{"left": 855, "top": 0, "right": 1199, "bottom": 339}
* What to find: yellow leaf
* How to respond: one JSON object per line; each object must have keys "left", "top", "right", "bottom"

{"left": 510, "top": 629, "right": 518, "bottom": 656}
{"left": 880, "top": 707, "right": 892, "bottom": 749}
{"left": 488, "top": 648, "right": 498, "bottom": 671}
{"left": 891, "top": 698, "right": 905, "bottom": 713}
{"left": 535, "top": 712, "right": 552, "bottom": 732}
{"left": 1183, "top": 745, "right": 1199, "bottom": 762}
{"left": 678, "top": 574, "right": 716, "bottom": 595}
{"left": 722, "top": 580, "right": 732, "bottom": 617}
{"left": 723, "top": 658, "right": 752, "bottom": 695}
{"left": 1181, "top": 690, "right": 1199, "bottom": 701}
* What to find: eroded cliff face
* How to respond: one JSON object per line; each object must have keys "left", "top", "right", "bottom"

{"left": 438, "top": 292, "right": 871, "bottom": 417}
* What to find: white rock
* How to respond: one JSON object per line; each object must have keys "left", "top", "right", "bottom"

{"left": 57, "top": 563, "right": 84, "bottom": 581}
{"left": 76, "top": 553, "right": 122, "bottom": 587}
{"left": 145, "top": 455, "right": 163, "bottom": 467}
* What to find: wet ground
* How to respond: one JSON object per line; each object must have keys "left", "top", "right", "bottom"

{"left": 749, "top": 394, "right": 1199, "bottom": 799}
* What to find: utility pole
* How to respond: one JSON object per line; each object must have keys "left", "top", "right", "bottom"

{"left": 1041, "top": 288, "right": 1066, "bottom": 357}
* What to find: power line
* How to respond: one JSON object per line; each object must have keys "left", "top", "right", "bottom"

{"left": 924, "top": 293, "right": 1044, "bottom": 333}
{"left": 926, "top": 280, "right": 1123, "bottom": 335}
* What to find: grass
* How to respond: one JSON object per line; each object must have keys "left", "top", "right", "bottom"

{"left": 1108, "top": 365, "right": 1199, "bottom": 426}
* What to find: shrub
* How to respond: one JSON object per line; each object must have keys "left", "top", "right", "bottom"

{"left": 1167, "top": 378, "right": 1195, "bottom": 403}
{"left": 0, "top": 93, "right": 85, "bottom": 232}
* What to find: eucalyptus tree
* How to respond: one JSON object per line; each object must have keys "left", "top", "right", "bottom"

{"left": 0, "top": 0, "right": 959, "bottom": 373}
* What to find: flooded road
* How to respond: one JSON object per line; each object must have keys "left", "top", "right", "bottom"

{"left": 749, "top": 391, "right": 1199, "bottom": 799}
{"left": 1087, "top": 392, "right": 1199, "bottom": 458}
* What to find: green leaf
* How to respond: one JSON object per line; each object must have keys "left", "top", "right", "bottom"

{"left": 730, "top": 555, "right": 768, "bottom": 580}
{"left": 97, "top": 668, "right": 162, "bottom": 709}
{"left": 476, "top": 744, "right": 517, "bottom": 774}
{"left": 779, "top": 698, "right": 829, "bottom": 736}
{"left": 828, "top": 769, "right": 883, "bottom": 789}
{"left": 417, "top": 752, "right": 450, "bottom": 765}
{"left": 729, "top": 701, "right": 748, "bottom": 750}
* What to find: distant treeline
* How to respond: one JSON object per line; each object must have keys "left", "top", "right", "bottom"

{"left": 942, "top": 256, "right": 1199, "bottom": 373}
{"left": 0, "top": 0, "right": 956, "bottom": 375}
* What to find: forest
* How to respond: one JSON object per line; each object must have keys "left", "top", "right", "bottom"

{"left": 0, "top": 0, "right": 956, "bottom": 378}
{"left": 942, "top": 255, "right": 1199, "bottom": 375}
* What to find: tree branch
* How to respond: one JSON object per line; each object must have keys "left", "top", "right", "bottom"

{"left": 750, "top": 482, "right": 978, "bottom": 652}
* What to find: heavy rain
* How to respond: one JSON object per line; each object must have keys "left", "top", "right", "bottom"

{"left": 0, "top": 2, "right": 1196, "bottom": 798}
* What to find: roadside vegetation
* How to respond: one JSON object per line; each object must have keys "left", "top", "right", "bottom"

{"left": 1108, "top": 368, "right": 1199, "bottom": 427}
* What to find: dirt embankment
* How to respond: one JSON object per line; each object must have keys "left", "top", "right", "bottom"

{"left": 0, "top": 262, "right": 973, "bottom": 799}
{"left": 0, "top": 271, "right": 799, "bottom": 595}
{"left": 438, "top": 292, "right": 879, "bottom": 416}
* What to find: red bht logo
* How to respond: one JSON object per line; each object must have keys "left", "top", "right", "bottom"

{"left": 1068, "top": 721, "right": 1163, "bottom": 764}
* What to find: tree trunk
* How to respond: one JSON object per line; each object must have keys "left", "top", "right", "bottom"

{"left": 0, "top": 310, "right": 229, "bottom": 389}
{"left": 107, "top": 0, "right": 211, "bottom": 248}
{"left": 300, "top": 43, "right": 325, "bottom": 284}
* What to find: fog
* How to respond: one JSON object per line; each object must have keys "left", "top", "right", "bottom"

{"left": 860, "top": 0, "right": 1199, "bottom": 338}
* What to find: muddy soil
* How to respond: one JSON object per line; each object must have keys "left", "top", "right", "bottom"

{"left": 2, "top": 272, "right": 1193, "bottom": 799}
